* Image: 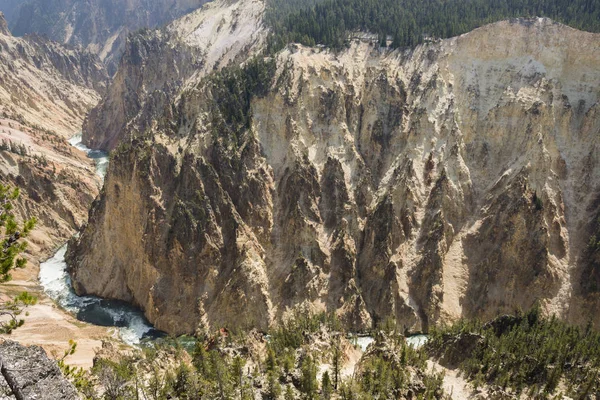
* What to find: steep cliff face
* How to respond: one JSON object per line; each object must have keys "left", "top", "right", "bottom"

{"left": 11, "top": 0, "right": 210, "bottom": 75}
{"left": 0, "top": 120, "right": 101, "bottom": 262}
{"left": 0, "top": 15, "right": 107, "bottom": 135}
{"left": 68, "top": 11, "right": 600, "bottom": 335}
{"left": 0, "top": 11, "right": 9, "bottom": 35}
{"left": 82, "top": 0, "right": 266, "bottom": 150}
{"left": 0, "top": 16, "right": 106, "bottom": 261}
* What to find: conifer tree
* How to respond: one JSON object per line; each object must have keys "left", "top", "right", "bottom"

{"left": 0, "top": 183, "right": 36, "bottom": 333}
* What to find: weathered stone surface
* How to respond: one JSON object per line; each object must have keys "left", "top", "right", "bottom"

{"left": 0, "top": 21, "right": 107, "bottom": 135}
{"left": 68, "top": 8, "right": 600, "bottom": 336}
{"left": 11, "top": 0, "right": 210, "bottom": 75}
{"left": 0, "top": 13, "right": 9, "bottom": 36}
{"left": 82, "top": 0, "right": 266, "bottom": 150}
{"left": 0, "top": 340, "right": 79, "bottom": 400}
{"left": 0, "top": 20, "right": 106, "bottom": 263}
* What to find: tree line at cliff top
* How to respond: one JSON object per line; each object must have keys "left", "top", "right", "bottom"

{"left": 266, "top": 0, "right": 600, "bottom": 50}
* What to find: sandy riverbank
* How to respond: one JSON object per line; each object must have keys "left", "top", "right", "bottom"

{"left": 0, "top": 261, "right": 113, "bottom": 369}
{"left": 0, "top": 118, "right": 113, "bottom": 368}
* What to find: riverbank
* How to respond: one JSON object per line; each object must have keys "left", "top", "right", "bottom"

{"left": 0, "top": 121, "right": 113, "bottom": 368}
{"left": 40, "top": 245, "right": 162, "bottom": 346}
{"left": 1, "top": 259, "right": 111, "bottom": 369}
{"left": 0, "top": 126, "right": 116, "bottom": 368}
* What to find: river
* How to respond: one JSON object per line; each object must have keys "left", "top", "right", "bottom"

{"left": 38, "top": 134, "right": 163, "bottom": 345}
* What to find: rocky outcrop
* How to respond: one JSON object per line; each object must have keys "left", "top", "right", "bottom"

{"left": 11, "top": 0, "right": 210, "bottom": 75}
{"left": 0, "top": 340, "right": 79, "bottom": 399}
{"left": 0, "top": 120, "right": 101, "bottom": 265}
{"left": 0, "top": 13, "right": 9, "bottom": 36}
{"left": 67, "top": 10, "right": 600, "bottom": 336}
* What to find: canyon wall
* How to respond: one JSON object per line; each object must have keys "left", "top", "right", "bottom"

{"left": 82, "top": 0, "right": 267, "bottom": 150}
{"left": 0, "top": 14, "right": 106, "bottom": 260}
{"left": 11, "top": 0, "right": 210, "bottom": 75}
{"left": 68, "top": 3, "right": 600, "bottom": 335}
{"left": 0, "top": 13, "right": 107, "bottom": 135}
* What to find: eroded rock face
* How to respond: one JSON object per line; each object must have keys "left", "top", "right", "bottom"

{"left": 11, "top": 0, "right": 210, "bottom": 75}
{"left": 0, "top": 121, "right": 102, "bottom": 262}
{"left": 82, "top": 0, "right": 267, "bottom": 150}
{"left": 0, "top": 17, "right": 107, "bottom": 135}
{"left": 68, "top": 12, "right": 600, "bottom": 335}
{"left": 0, "top": 13, "right": 9, "bottom": 36}
{"left": 0, "top": 18, "right": 106, "bottom": 263}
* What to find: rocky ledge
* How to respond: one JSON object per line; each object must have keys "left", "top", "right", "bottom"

{"left": 0, "top": 340, "right": 79, "bottom": 400}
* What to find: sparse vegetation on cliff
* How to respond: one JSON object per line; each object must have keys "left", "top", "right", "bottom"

{"left": 69, "top": 12, "right": 600, "bottom": 338}
{"left": 207, "top": 57, "right": 277, "bottom": 146}
{"left": 583, "top": 212, "right": 600, "bottom": 294}
{"left": 0, "top": 184, "right": 35, "bottom": 283}
{"left": 0, "top": 183, "right": 37, "bottom": 334}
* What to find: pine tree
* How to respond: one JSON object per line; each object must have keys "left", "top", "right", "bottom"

{"left": 0, "top": 184, "right": 35, "bottom": 283}
{"left": 266, "top": 345, "right": 277, "bottom": 372}
{"left": 231, "top": 356, "right": 246, "bottom": 398}
{"left": 265, "top": 370, "right": 282, "bottom": 400}
{"left": 331, "top": 338, "right": 341, "bottom": 390}
{"left": 300, "top": 355, "right": 318, "bottom": 399}
{"left": 192, "top": 342, "right": 210, "bottom": 377}
{"left": 321, "top": 370, "right": 332, "bottom": 399}
{"left": 284, "top": 385, "right": 296, "bottom": 400}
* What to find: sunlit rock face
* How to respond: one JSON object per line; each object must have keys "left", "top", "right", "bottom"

{"left": 69, "top": 6, "right": 600, "bottom": 336}
{"left": 0, "top": 12, "right": 107, "bottom": 134}
{"left": 0, "top": 13, "right": 107, "bottom": 261}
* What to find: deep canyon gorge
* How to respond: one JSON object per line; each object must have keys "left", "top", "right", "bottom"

{"left": 63, "top": 0, "right": 600, "bottom": 337}
{"left": 0, "top": 0, "right": 599, "bottom": 396}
